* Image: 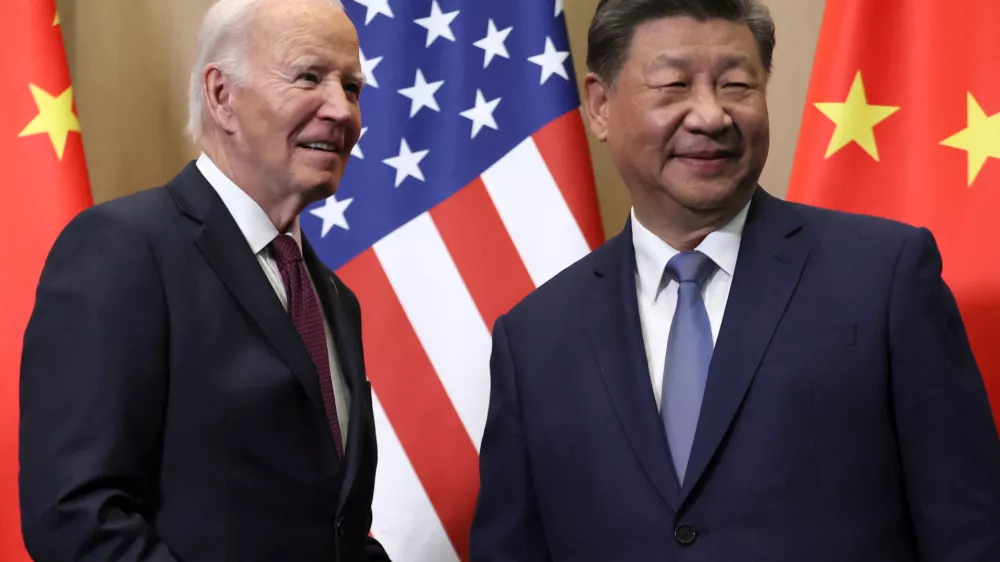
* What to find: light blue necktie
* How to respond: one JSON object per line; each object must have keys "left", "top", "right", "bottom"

{"left": 660, "top": 250, "right": 717, "bottom": 485}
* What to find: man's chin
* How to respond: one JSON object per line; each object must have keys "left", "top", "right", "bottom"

{"left": 314, "top": 180, "right": 339, "bottom": 198}
{"left": 673, "top": 179, "right": 750, "bottom": 212}
{"left": 295, "top": 176, "right": 340, "bottom": 205}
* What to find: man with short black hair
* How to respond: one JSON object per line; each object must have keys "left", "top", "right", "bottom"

{"left": 470, "top": 1, "right": 1000, "bottom": 560}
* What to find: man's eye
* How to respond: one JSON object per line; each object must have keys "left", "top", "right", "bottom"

{"left": 344, "top": 82, "right": 362, "bottom": 96}
{"left": 724, "top": 82, "right": 751, "bottom": 89}
{"left": 297, "top": 72, "right": 320, "bottom": 84}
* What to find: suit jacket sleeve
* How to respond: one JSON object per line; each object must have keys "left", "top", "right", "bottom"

{"left": 358, "top": 361, "right": 392, "bottom": 562}
{"left": 469, "top": 316, "right": 552, "bottom": 562}
{"left": 888, "top": 227, "right": 1000, "bottom": 562}
{"left": 19, "top": 207, "right": 179, "bottom": 561}
{"left": 340, "top": 283, "right": 392, "bottom": 562}
{"left": 365, "top": 522, "right": 391, "bottom": 561}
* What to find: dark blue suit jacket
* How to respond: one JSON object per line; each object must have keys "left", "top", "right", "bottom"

{"left": 20, "top": 163, "right": 389, "bottom": 562}
{"left": 470, "top": 189, "right": 1000, "bottom": 562}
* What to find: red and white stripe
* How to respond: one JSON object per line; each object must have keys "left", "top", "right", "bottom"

{"left": 338, "top": 110, "right": 604, "bottom": 562}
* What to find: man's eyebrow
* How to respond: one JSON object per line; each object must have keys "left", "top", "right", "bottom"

{"left": 716, "top": 54, "right": 755, "bottom": 72}
{"left": 647, "top": 54, "right": 690, "bottom": 71}
{"left": 288, "top": 56, "right": 368, "bottom": 85}
{"left": 646, "top": 53, "right": 756, "bottom": 72}
{"left": 346, "top": 70, "right": 367, "bottom": 86}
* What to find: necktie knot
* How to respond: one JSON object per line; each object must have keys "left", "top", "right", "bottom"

{"left": 271, "top": 234, "right": 303, "bottom": 269}
{"left": 665, "top": 250, "right": 716, "bottom": 287}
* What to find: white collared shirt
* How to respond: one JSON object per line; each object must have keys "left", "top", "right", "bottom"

{"left": 196, "top": 153, "right": 350, "bottom": 443}
{"left": 632, "top": 201, "right": 750, "bottom": 411}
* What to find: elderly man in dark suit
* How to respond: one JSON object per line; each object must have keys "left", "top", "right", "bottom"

{"left": 19, "top": 0, "right": 390, "bottom": 560}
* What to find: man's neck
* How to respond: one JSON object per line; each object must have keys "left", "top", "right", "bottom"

{"left": 201, "top": 141, "right": 305, "bottom": 234}
{"left": 632, "top": 191, "right": 753, "bottom": 252}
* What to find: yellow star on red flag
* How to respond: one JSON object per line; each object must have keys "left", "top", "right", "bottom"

{"left": 17, "top": 83, "right": 81, "bottom": 161}
{"left": 939, "top": 92, "right": 1000, "bottom": 187}
{"left": 814, "top": 71, "right": 900, "bottom": 161}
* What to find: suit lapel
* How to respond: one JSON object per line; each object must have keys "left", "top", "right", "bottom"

{"left": 166, "top": 164, "right": 327, "bottom": 422}
{"left": 679, "top": 190, "right": 811, "bottom": 505}
{"left": 302, "top": 238, "right": 369, "bottom": 510}
{"left": 588, "top": 224, "right": 682, "bottom": 511}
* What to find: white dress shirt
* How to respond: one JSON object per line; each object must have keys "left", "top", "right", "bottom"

{"left": 632, "top": 201, "right": 751, "bottom": 411}
{"left": 196, "top": 153, "right": 350, "bottom": 443}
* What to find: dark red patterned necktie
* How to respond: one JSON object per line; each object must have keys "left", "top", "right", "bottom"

{"left": 271, "top": 235, "right": 344, "bottom": 458}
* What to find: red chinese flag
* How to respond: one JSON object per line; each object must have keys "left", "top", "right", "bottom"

{"left": 0, "top": 2, "right": 92, "bottom": 558}
{"left": 788, "top": 1, "right": 1000, "bottom": 426}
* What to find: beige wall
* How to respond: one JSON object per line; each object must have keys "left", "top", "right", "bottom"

{"left": 59, "top": 0, "right": 825, "bottom": 239}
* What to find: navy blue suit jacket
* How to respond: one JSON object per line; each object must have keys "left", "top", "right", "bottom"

{"left": 470, "top": 189, "right": 1000, "bottom": 562}
{"left": 20, "top": 163, "right": 389, "bottom": 562}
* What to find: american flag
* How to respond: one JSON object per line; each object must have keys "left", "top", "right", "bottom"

{"left": 302, "top": 1, "right": 604, "bottom": 559}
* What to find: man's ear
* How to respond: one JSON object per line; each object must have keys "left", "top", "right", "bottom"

{"left": 203, "top": 65, "right": 239, "bottom": 135}
{"left": 583, "top": 72, "right": 611, "bottom": 143}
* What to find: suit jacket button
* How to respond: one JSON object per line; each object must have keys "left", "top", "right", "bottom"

{"left": 674, "top": 524, "right": 697, "bottom": 545}
{"left": 336, "top": 516, "right": 345, "bottom": 536}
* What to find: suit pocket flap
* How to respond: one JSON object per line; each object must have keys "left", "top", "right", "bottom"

{"left": 763, "top": 323, "right": 857, "bottom": 363}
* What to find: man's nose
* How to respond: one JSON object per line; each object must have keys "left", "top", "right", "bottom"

{"left": 682, "top": 86, "right": 732, "bottom": 136}
{"left": 317, "top": 82, "right": 354, "bottom": 123}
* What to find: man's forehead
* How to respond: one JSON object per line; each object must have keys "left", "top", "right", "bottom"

{"left": 252, "top": 0, "right": 353, "bottom": 40}
{"left": 631, "top": 17, "right": 757, "bottom": 49}
{"left": 250, "top": 6, "right": 358, "bottom": 57}
{"left": 624, "top": 21, "right": 763, "bottom": 73}
{"left": 255, "top": 0, "right": 345, "bottom": 17}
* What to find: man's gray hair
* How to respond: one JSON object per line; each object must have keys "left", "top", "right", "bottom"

{"left": 186, "top": 0, "right": 344, "bottom": 141}
{"left": 587, "top": 0, "right": 776, "bottom": 87}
